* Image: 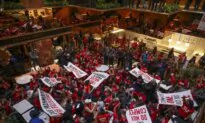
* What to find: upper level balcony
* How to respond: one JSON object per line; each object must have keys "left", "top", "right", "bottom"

{"left": 0, "top": 0, "right": 204, "bottom": 13}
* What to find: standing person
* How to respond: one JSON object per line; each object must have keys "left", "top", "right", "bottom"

{"left": 118, "top": 0, "right": 123, "bottom": 6}
{"left": 199, "top": 53, "right": 205, "bottom": 68}
{"left": 202, "top": 2, "right": 205, "bottom": 11}
{"left": 159, "top": 0, "right": 165, "bottom": 10}
{"left": 103, "top": 46, "right": 109, "bottom": 65}
{"left": 168, "top": 48, "right": 174, "bottom": 59}
{"left": 125, "top": 49, "right": 133, "bottom": 70}
{"left": 84, "top": 99, "right": 97, "bottom": 123}
{"left": 194, "top": 0, "right": 202, "bottom": 10}
{"left": 74, "top": 91, "right": 84, "bottom": 118}
{"left": 117, "top": 48, "right": 125, "bottom": 68}
{"left": 136, "top": 0, "right": 141, "bottom": 8}
{"left": 141, "top": 51, "right": 148, "bottom": 64}
{"left": 88, "top": 32, "right": 94, "bottom": 49}
{"left": 129, "top": 0, "right": 134, "bottom": 8}
{"left": 29, "top": 49, "right": 39, "bottom": 70}
{"left": 184, "top": 0, "right": 193, "bottom": 10}
{"left": 150, "top": 0, "right": 158, "bottom": 10}
{"left": 148, "top": 0, "right": 152, "bottom": 9}
{"left": 189, "top": 54, "right": 198, "bottom": 67}
{"left": 178, "top": 52, "right": 187, "bottom": 68}
{"left": 29, "top": 109, "right": 44, "bottom": 123}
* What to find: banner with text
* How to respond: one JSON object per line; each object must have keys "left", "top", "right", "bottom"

{"left": 157, "top": 90, "right": 197, "bottom": 107}
{"left": 38, "top": 89, "right": 65, "bottom": 117}
{"left": 198, "top": 13, "right": 205, "bottom": 31}
{"left": 41, "top": 77, "right": 61, "bottom": 87}
{"left": 130, "top": 67, "right": 160, "bottom": 83}
{"left": 126, "top": 105, "right": 152, "bottom": 123}
{"left": 64, "top": 62, "right": 87, "bottom": 79}
{"left": 85, "top": 72, "right": 109, "bottom": 88}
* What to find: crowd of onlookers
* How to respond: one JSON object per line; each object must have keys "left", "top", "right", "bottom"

{"left": 0, "top": 12, "right": 63, "bottom": 38}
{"left": 167, "top": 16, "right": 205, "bottom": 38}
{"left": 127, "top": 0, "right": 205, "bottom": 12}
{"left": 0, "top": 32, "right": 205, "bottom": 123}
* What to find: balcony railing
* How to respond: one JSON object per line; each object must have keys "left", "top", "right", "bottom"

{"left": 0, "top": 20, "right": 101, "bottom": 47}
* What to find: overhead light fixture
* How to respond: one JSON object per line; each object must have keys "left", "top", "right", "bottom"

{"left": 176, "top": 41, "right": 181, "bottom": 44}
{"left": 111, "top": 29, "right": 124, "bottom": 34}
{"left": 185, "top": 43, "right": 190, "bottom": 46}
{"left": 168, "top": 38, "right": 172, "bottom": 42}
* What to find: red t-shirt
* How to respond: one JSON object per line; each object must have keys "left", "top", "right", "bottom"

{"left": 154, "top": 75, "right": 161, "bottom": 81}
{"left": 178, "top": 103, "right": 194, "bottom": 119}
{"left": 133, "top": 92, "right": 146, "bottom": 102}
{"left": 170, "top": 74, "right": 176, "bottom": 85}
{"left": 161, "top": 117, "right": 169, "bottom": 123}
{"left": 97, "top": 113, "right": 111, "bottom": 123}
{"left": 84, "top": 85, "right": 91, "bottom": 94}
{"left": 93, "top": 88, "right": 101, "bottom": 98}
{"left": 29, "top": 81, "right": 38, "bottom": 90}
{"left": 129, "top": 102, "right": 136, "bottom": 109}
{"left": 112, "top": 85, "right": 119, "bottom": 93}
{"left": 33, "top": 97, "right": 41, "bottom": 110}
{"left": 149, "top": 107, "right": 158, "bottom": 122}
{"left": 196, "top": 82, "right": 205, "bottom": 89}
{"left": 104, "top": 96, "right": 112, "bottom": 104}
{"left": 178, "top": 79, "right": 189, "bottom": 88}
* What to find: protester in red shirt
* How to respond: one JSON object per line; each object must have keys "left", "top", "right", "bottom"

{"left": 96, "top": 108, "right": 112, "bottom": 123}
{"left": 29, "top": 79, "right": 38, "bottom": 90}
{"left": 84, "top": 99, "right": 97, "bottom": 123}
{"left": 178, "top": 97, "right": 195, "bottom": 120}
{"left": 169, "top": 73, "right": 176, "bottom": 85}
{"left": 178, "top": 78, "right": 189, "bottom": 89}
{"left": 84, "top": 80, "right": 91, "bottom": 99}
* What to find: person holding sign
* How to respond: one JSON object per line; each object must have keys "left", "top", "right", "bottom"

{"left": 83, "top": 80, "right": 92, "bottom": 99}
{"left": 177, "top": 97, "right": 195, "bottom": 121}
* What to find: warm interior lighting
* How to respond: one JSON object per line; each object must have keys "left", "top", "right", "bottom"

{"left": 168, "top": 38, "right": 172, "bottom": 42}
{"left": 176, "top": 41, "right": 181, "bottom": 44}
{"left": 111, "top": 29, "right": 124, "bottom": 33}
{"left": 172, "top": 46, "right": 186, "bottom": 52}
{"left": 185, "top": 43, "right": 190, "bottom": 46}
{"left": 94, "top": 37, "right": 101, "bottom": 40}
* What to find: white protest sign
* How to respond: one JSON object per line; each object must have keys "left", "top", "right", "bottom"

{"left": 64, "top": 62, "right": 87, "bottom": 79}
{"left": 130, "top": 67, "right": 160, "bottom": 83}
{"left": 85, "top": 72, "right": 109, "bottom": 88}
{"left": 157, "top": 90, "right": 197, "bottom": 107}
{"left": 41, "top": 77, "right": 61, "bottom": 87}
{"left": 126, "top": 105, "right": 152, "bottom": 123}
{"left": 38, "top": 89, "right": 65, "bottom": 117}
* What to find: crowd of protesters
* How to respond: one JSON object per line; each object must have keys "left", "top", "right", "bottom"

{"left": 1, "top": 32, "right": 205, "bottom": 123}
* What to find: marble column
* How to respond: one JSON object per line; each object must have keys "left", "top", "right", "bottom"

{"left": 34, "top": 39, "right": 54, "bottom": 66}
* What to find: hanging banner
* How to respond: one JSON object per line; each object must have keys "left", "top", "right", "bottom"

{"left": 157, "top": 90, "right": 197, "bottom": 107}
{"left": 129, "top": 67, "right": 160, "bottom": 83}
{"left": 85, "top": 72, "right": 109, "bottom": 88}
{"left": 198, "top": 13, "right": 205, "bottom": 31}
{"left": 64, "top": 62, "right": 87, "bottom": 79}
{"left": 41, "top": 77, "right": 61, "bottom": 87}
{"left": 126, "top": 105, "right": 152, "bottom": 123}
{"left": 38, "top": 89, "right": 65, "bottom": 117}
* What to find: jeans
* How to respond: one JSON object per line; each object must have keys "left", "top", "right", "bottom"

{"left": 184, "top": 0, "right": 193, "bottom": 9}
{"left": 194, "top": 0, "right": 202, "bottom": 10}
{"left": 202, "top": 2, "right": 205, "bottom": 11}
